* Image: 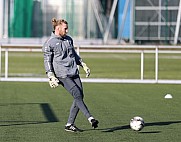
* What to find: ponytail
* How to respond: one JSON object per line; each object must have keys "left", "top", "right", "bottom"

{"left": 51, "top": 18, "right": 57, "bottom": 30}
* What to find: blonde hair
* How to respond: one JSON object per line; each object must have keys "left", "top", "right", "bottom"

{"left": 51, "top": 18, "right": 68, "bottom": 30}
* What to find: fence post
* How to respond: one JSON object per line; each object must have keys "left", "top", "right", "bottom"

{"left": 141, "top": 50, "right": 144, "bottom": 80}
{"left": 155, "top": 46, "right": 158, "bottom": 82}
{"left": 77, "top": 45, "right": 80, "bottom": 55}
{"left": 0, "top": 44, "right": 1, "bottom": 80}
{"left": 5, "top": 48, "right": 8, "bottom": 78}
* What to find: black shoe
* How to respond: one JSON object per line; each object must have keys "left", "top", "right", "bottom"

{"left": 91, "top": 119, "right": 99, "bottom": 129}
{"left": 65, "top": 124, "right": 83, "bottom": 132}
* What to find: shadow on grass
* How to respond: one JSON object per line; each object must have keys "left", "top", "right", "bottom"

{"left": 0, "top": 103, "right": 59, "bottom": 127}
{"left": 0, "top": 121, "right": 56, "bottom": 126}
{"left": 83, "top": 120, "right": 181, "bottom": 133}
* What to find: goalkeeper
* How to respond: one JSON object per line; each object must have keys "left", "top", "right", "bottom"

{"left": 42, "top": 18, "right": 99, "bottom": 132}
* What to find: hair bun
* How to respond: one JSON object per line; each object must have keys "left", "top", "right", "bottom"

{"left": 51, "top": 18, "right": 56, "bottom": 23}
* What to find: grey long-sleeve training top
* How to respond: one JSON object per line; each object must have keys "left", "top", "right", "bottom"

{"left": 42, "top": 32, "right": 82, "bottom": 78}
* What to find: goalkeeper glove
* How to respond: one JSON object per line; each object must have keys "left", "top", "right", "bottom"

{"left": 81, "top": 62, "right": 90, "bottom": 78}
{"left": 47, "top": 72, "right": 59, "bottom": 88}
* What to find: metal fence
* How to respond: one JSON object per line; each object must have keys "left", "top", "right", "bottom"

{"left": 1, "top": 44, "right": 181, "bottom": 84}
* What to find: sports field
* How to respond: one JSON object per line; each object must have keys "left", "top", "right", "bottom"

{"left": 0, "top": 82, "right": 181, "bottom": 142}
{"left": 0, "top": 51, "right": 181, "bottom": 142}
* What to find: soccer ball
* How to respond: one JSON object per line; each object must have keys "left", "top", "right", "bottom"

{"left": 130, "top": 116, "right": 145, "bottom": 131}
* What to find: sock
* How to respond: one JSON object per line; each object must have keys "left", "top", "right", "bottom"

{"left": 88, "top": 116, "right": 94, "bottom": 123}
{"left": 65, "top": 123, "right": 72, "bottom": 126}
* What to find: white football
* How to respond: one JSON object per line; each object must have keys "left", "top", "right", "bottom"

{"left": 130, "top": 116, "right": 145, "bottom": 131}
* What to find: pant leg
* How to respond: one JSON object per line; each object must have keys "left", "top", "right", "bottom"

{"left": 67, "top": 76, "right": 83, "bottom": 124}
{"left": 59, "top": 76, "right": 91, "bottom": 124}
{"left": 68, "top": 100, "right": 79, "bottom": 124}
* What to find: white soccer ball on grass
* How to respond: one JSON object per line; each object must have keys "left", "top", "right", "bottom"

{"left": 130, "top": 116, "right": 145, "bottom": 131}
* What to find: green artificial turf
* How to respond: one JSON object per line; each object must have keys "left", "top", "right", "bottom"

{"left": 0, "top": 82, "right": 180, "bottom": 142}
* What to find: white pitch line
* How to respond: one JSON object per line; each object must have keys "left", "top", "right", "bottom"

{"left": 1, "top": 78, "right": 181, "bottom": 84}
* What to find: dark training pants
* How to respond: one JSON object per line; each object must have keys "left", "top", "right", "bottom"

{"left": 58, "top": 75, "right": 92, "bottom": 124}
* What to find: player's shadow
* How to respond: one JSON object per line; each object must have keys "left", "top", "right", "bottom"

{"left": 99, "top": 120, "right": 181, "bottom": 133}
{"left": 100, "top": 125, "right": 130, "bottom": 132}
{"left": 0, "top": 103, "right": 59, "bottom": 127}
